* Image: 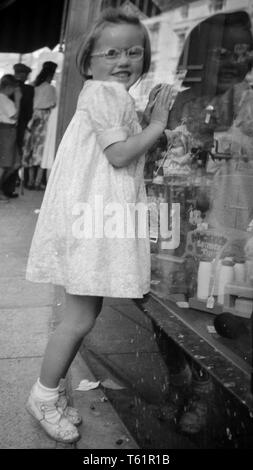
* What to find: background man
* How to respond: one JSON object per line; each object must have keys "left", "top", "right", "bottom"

{"left": 2, "top": 63, "right": 34, "bottom": 197}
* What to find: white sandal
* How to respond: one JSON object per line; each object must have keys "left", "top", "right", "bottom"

{"left": 26, "top": 388, "right": 80, "bottom": 444}
{"left": 57, "top": 388, "right": 82, "bottom": 426}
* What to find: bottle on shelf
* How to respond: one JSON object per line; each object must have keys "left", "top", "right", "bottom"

{"left": 217, "top": 259, "right": 234, "bottom": 305}
{"left": 197, "top": 257, "right": 213, "bottom": 300}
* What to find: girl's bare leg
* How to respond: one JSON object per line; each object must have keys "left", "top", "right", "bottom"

{"left": 40, "top": 294, "right": 103, "bottom": 388}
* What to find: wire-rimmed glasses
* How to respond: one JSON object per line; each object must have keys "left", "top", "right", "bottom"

{"left": 91, "top": 46, "right": 144, "bottom": 61}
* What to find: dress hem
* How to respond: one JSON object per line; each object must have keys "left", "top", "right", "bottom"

{"left": 26, "top": 273, "right": 150, "bottom": 299}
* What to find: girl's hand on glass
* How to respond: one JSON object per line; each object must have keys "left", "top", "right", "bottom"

{"left": 148, "top": 83, "right": 163, "bottom": 107}
{"left": 142, "top": 84, "right": 163, "bottom": 126}
{"left": 150, "top": 84, "right": 176, "bottom": 130}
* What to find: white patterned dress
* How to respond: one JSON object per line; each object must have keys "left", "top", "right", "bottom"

{"left": 26, "top": 80, "right": 150, "bottom": 298}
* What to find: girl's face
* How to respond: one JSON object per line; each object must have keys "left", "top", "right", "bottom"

{"left": 89, "top": 23, "right": 144, "bottom": 90}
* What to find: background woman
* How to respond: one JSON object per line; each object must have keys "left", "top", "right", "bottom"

{"left": 23, "top": 61, "right": 57, "bottom": 190}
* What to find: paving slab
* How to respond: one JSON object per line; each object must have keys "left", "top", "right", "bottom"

{"left": 0, "top": 278, "right": 54, "bottom": 308}
{"left": 0, "top": 254, "right": 26, "bottom": 278}
{"left": 0, "top": 357, "right": 59, "bottom": 449}
{"left": 0, "top": 306, "right": 52, "bottom": 358}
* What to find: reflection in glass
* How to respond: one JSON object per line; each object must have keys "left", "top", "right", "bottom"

{"left": 142, "top": 7, "right": 253, "bottom": 422}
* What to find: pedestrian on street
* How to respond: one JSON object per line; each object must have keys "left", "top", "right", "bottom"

{"left": 40, "top": 104, "right": 59, "bottom": 183}
{"left": 25, "top": 7, "right": 174, "bottom": 444}
{"left": 2, "top": 63, "right": 34, "bottom": 198}
{"left": 23, "top": 61, "right": 57, "bottom": 190}
{"left": 0, "top": 74, "right": 20, "bottom": 202}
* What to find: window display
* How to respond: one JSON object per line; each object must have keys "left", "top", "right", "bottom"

{"left": 140, "top": 7, "right": 253, "bottom": 392}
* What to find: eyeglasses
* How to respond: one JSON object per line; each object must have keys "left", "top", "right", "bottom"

{"left": 91, "top": 46, "right": 144, "bottom": 61}
{"left": 210, "top": 44, "right": 251, "bottom": 62}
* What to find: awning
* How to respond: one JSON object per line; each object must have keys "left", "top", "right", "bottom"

{"left": 0, "top": 0, "right": 68, "bottom": 53}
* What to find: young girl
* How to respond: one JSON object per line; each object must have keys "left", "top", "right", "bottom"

{"left": 26, "top": 7, "right": 173, "bottom": 443}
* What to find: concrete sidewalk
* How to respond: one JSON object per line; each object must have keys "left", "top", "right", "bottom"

{"left": 0, "top": 191, "right": 138, "bottom": 449}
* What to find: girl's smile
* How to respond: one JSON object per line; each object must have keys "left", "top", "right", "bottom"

{"left": 89, "top": 24, "right": 144, "bottom": 90}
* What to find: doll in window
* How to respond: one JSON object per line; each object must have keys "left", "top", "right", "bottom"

{"left": 162, "top": 124, "right": 193, "bottom": 182}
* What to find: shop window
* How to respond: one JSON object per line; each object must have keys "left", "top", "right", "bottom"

{"left": 144, "top": 9, "right": 253, "bottom": 408}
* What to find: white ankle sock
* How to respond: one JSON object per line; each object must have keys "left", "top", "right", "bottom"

{"left": 34, "top": 378, "right": 59, "bottom": 402}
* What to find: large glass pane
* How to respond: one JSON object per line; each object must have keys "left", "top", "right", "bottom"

{"left": 131, "top": 2, "right": 253, "bottom": 408}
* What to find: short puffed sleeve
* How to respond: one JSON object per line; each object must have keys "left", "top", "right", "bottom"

{"left": 87, "top": 82, "right": 131, "bottom": 150}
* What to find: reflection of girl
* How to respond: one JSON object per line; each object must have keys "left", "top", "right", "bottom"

{"left": 207, "top": 19, "right": 253, "bottom": 231}
{"left": 23, "top": 61, "right": 57, "bottom": 189}
{"left": 169, "top": 11, "right": 253, "bottom": 147}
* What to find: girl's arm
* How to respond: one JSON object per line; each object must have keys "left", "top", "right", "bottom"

{"left": 104, "top": 85, "right": 174, "bottom": 168}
